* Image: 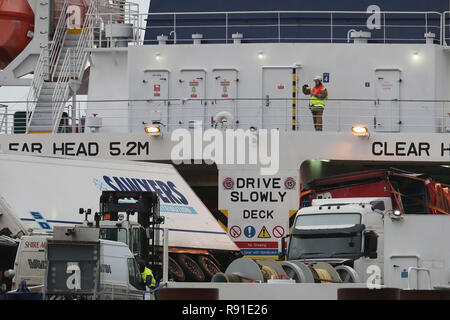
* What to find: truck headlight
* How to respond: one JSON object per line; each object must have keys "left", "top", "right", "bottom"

{"left": 390, "top": 209, "right": 403, "bottom": 220}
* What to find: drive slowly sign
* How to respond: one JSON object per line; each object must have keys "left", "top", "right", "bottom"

{"left": 220, "top": 170, "right": 299, "bottom": 257}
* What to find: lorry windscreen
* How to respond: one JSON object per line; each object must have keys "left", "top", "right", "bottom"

{"left": 100, "top": 228, "right": 128, "bottom": 245}
{"left": 288, "top": 213, "right": 362, "bottom": 259}
{"left": 295, "top": 213, "right": 361, "bottom": 227}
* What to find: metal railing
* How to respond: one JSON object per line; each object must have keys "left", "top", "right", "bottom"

{"left": 73, "top": 0, "right": 97, "bottom": 70}
{"left": 51, "top": 0, "right": 97, "bottom": 133}
{"left": 2, "top": 98, "right": 450, "bottom": 134}
{"left": 49, "top": 0, "right": 69, "bottom": 79}
{"left": 100, "top": 282, "right": 142, "bottom": 300}
{"left": 25, "top": 0, "right": 68, "bottom": 133}
{"left": 92, "top": 0, "right": 140, "bottom": 48}
{"left": 142, "top": 283, "right": 167, "bottom": 300}
{"left": 0, "top": 104, "right": 7, "bottom": 134}
{"left": 88, "top": 10, "right": 444, "bottom": 47}
{"left": 407, "top": 267, "right": 432, "bottom": 290}
{"left": 442, "top": 11, "right": 450, "bottom": 45}
{"left": 25, "top": 47, "right": 49, "bottom": 133}
{"left": 51, "top": 48, "right": 73, "bottom": 133}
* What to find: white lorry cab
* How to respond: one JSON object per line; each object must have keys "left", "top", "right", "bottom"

{"left": 98, "top": 239, "right": 145, "bottom": 300}
{"left": 284, "top": 198, "right": 390, "bottom": 283}
{"left": 12, "top": 234, "right": 51, "bottom": 291}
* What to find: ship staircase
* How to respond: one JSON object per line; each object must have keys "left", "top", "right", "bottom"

{"left": 25, "top": 0, "right": 97, "bottom": 134}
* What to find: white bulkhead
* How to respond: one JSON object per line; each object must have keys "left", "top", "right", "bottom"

{"left": 86, "top": 43, "right": 449, "bottom": 134}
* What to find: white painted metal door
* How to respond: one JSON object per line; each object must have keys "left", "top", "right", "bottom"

{"left": 375, "top": 69, "right": 401, "bottom": 132}
{"left": 262, "top": 68, "right": 294, "bottom": 130}
{"left": 130, "top": 70, "right": 169, "bottom": 132}
{"left": 179, "top": 70, "right": 206, "bottom": 129}
{"left": 387, "top": 256, "right": 418, "bottom": 289}
{"left": 210, "top": 69, "right": 238, "bottom": 129}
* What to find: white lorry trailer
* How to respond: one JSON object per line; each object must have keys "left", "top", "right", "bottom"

{"left": 0, "top": 153, "right": 241, "bottom": 286}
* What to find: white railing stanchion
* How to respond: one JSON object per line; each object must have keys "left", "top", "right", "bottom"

{"left": 226, "top": 13, "right": 229, "bottom": 43}
{"left": 278, "top": 12, "right": 281, "bottom": 43}
{"left": 330, "top": 12, "right": 333, "bottom": 43}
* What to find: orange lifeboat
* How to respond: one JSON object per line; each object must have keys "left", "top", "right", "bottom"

{"left": 0, "top": 0, "right": 34, "bottom": 69}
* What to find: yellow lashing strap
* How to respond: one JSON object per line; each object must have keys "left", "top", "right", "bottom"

{"left": 314, "top": 268, "right": 333, "bottom": 283}
{"left": 261, "top": 265, "right": 279, "bottom": 281}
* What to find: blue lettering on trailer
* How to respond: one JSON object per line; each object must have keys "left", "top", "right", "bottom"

{"left": 26, "top": 211, "right": 53, "bottom": 230}
{"left": 160, "top": 204, "right": 197, "bottom": 214}
{"left": 100, "top": 176, "right": 188, "bottom": 204}
{"left": 117, "top": 201, "right": 197, "bottom": 214}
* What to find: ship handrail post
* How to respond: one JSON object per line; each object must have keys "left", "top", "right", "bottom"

{"left": 162, "top": 227, "right": 169, "bottom": 284}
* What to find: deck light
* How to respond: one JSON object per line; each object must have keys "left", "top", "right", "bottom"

{"left": 155, "top": 52, "right": 161, "bottom": 60}
{"left": 413, "top": 51, "right": 419, "bottom": 60}
{"left": 352, "top": 126, "right": 369, "bottom": 137}
{"left": 145, "top": 125, "right": 161, "bottom": 135}
{"left": 258, "top": 51, "right": 264, "bottom": 59}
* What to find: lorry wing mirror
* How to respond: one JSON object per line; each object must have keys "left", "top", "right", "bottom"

{"left": 363, "top": 230, "right": 378, "bottom": 259}
{"left": 277, "top": 235, "right": 289, "bottom": 261}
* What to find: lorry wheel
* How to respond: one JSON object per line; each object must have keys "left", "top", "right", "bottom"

{"left": 177, "top": 254, "right": 206, "bottom": 282}
{"left": 335, "top": 265, "right": 360, "bottom": 283}
{"left": 196, "top": 255, "right": 221, "bottom": 280}
{"left": 281, "top": 261, "right": 314, "bottom": 283}
{"left": 169, "top": 256, "right": 186, "bottom": 282}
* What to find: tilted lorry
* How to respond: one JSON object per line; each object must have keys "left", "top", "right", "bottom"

{"left": 0, "top": 153, "right": 241, "bottom": 288}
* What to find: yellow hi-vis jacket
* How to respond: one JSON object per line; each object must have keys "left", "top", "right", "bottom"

{"left": 310, "top": 85, "right": 328, "bottom": 108}
{"left": 141, "top": 267, "right": 156, "bottom": 288}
